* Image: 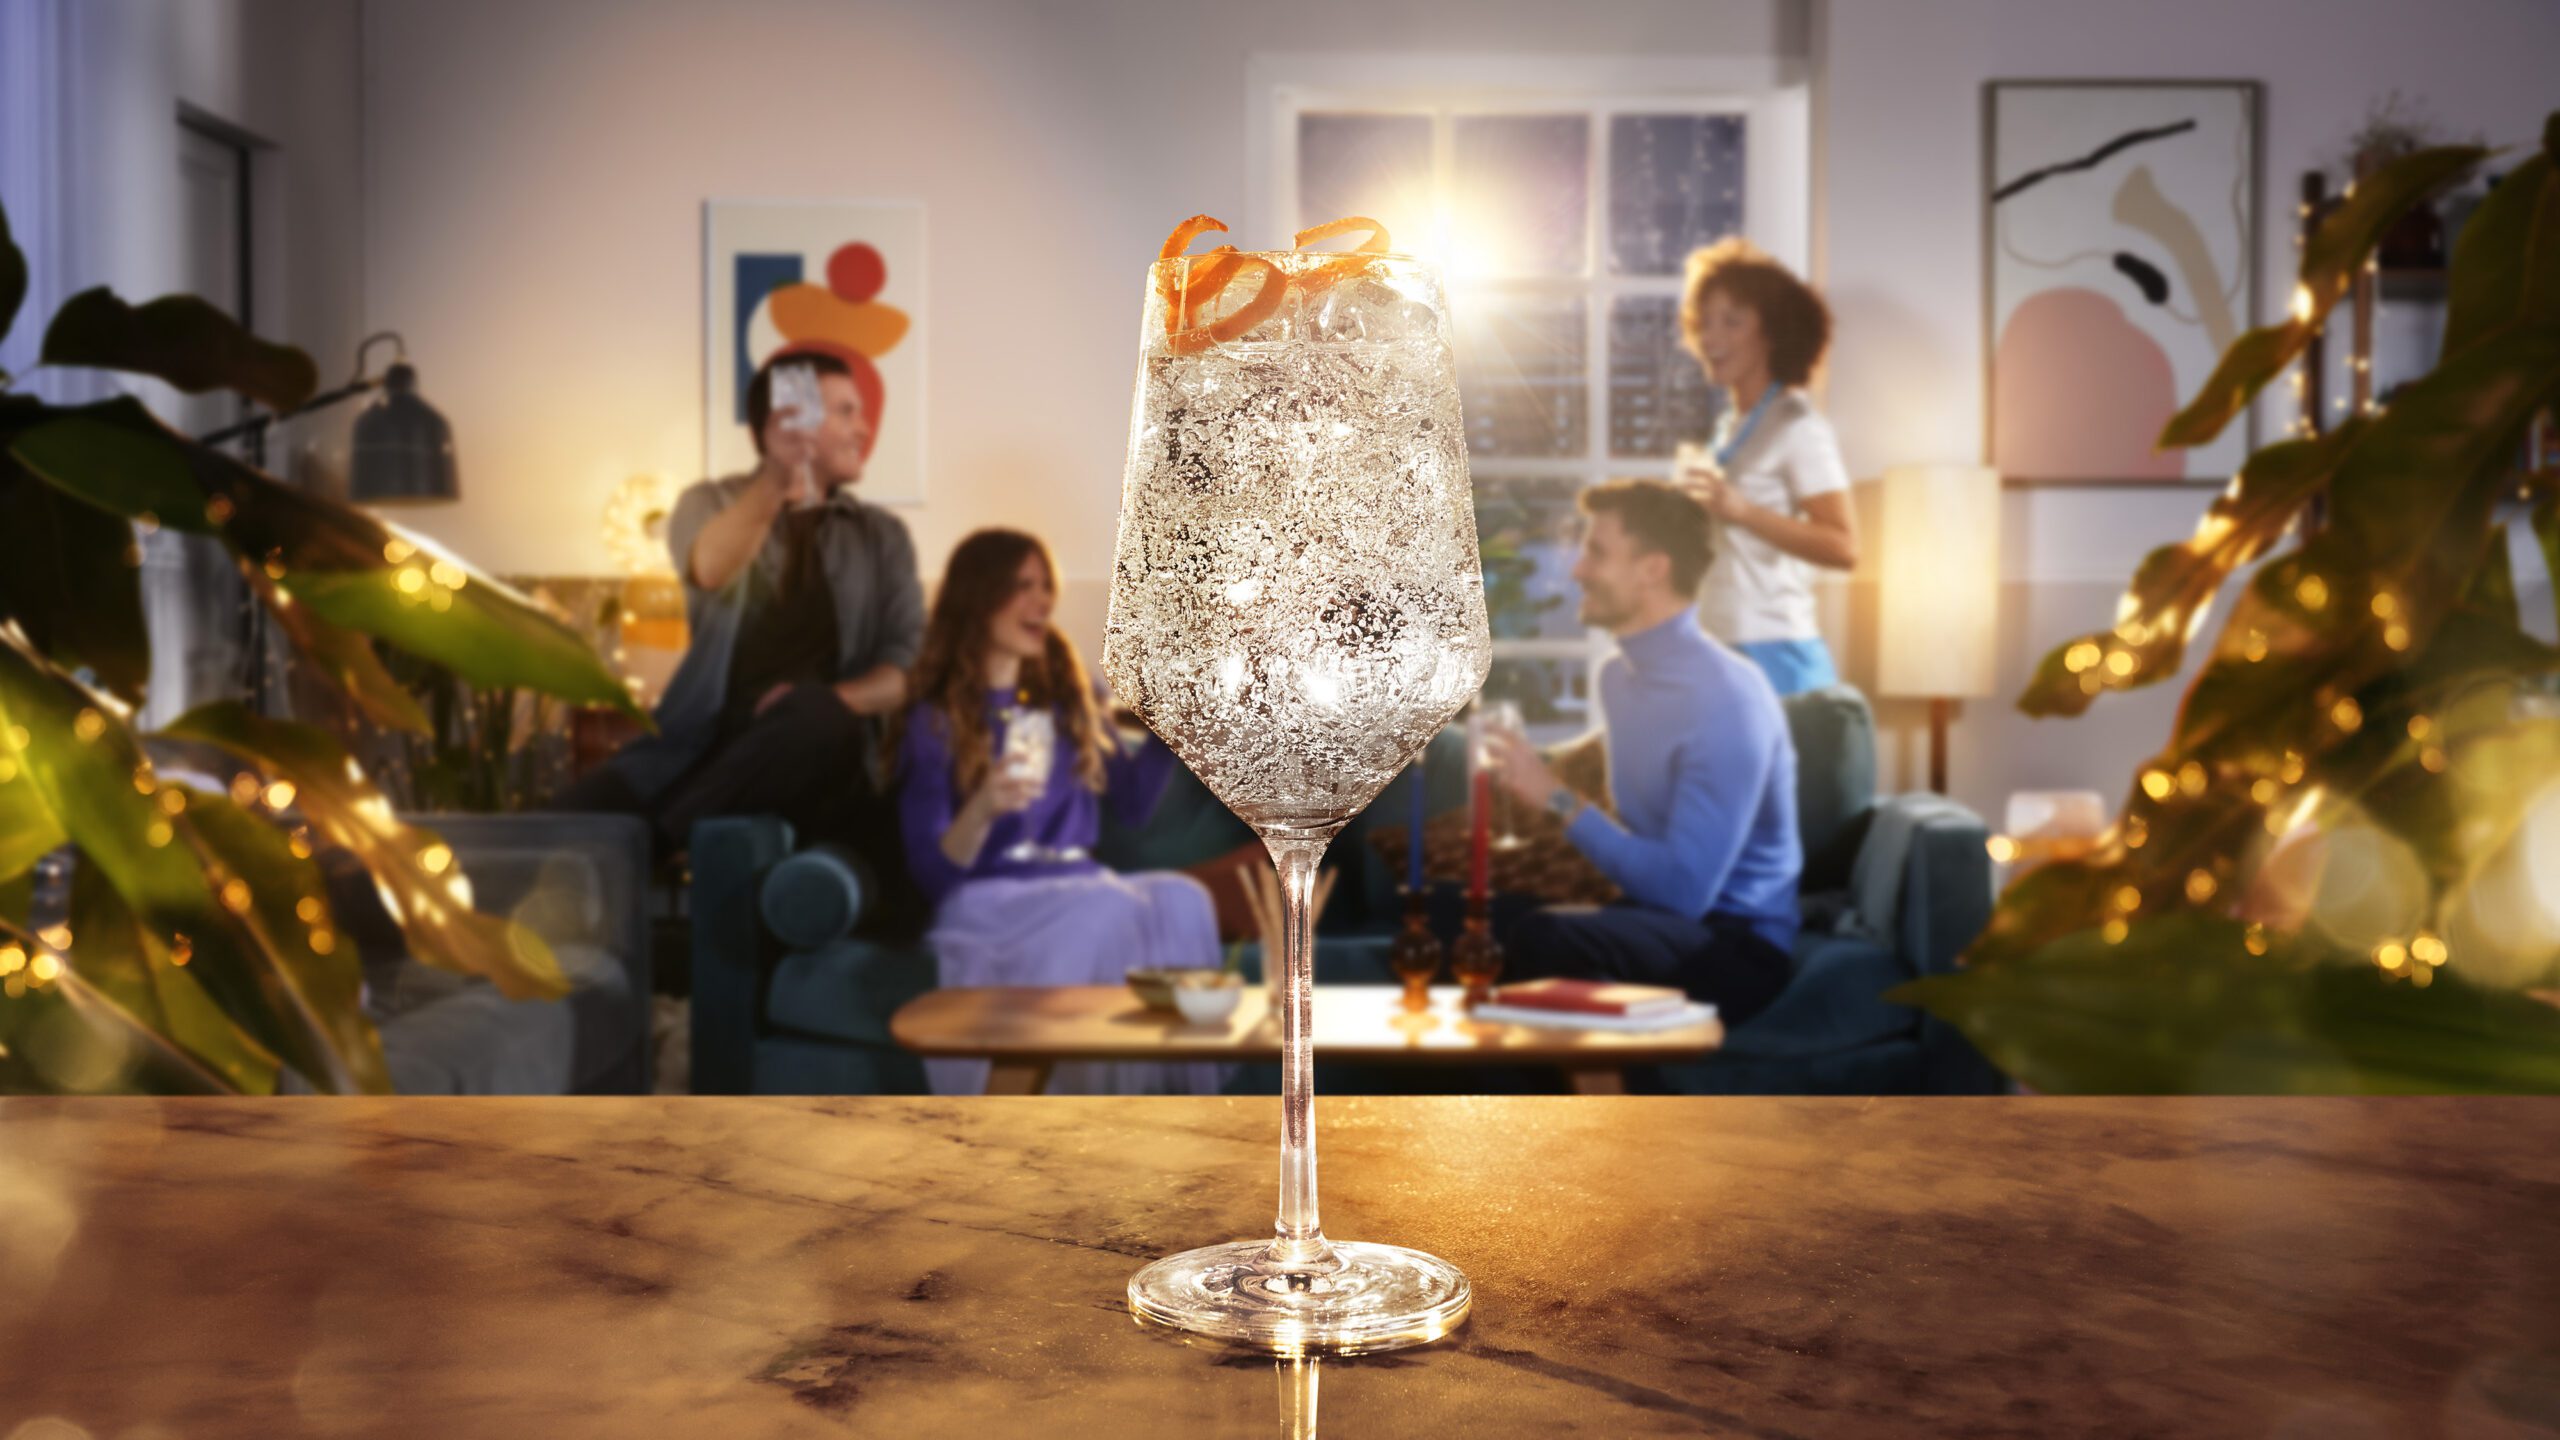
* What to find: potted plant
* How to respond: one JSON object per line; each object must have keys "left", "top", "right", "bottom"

{"left": 0, "top": 196, "right": 645, "bottom": 1093}
{"left": 1899, "top": 113, "right": 2560, "bottom": 1093}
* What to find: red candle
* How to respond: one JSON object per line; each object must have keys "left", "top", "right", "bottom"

{"left": 1468, "top": 767, "right": 1491, "bottom": 901}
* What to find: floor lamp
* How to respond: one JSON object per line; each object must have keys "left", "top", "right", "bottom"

{"left": 1876, "top": 463, "right": 2000, "bottom": 795}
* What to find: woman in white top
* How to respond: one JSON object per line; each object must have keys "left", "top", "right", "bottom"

{"left": 1673, "top": 239, "right": 1859, "bottom": 695}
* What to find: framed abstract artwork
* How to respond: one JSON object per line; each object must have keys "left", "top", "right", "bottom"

{"left": 1984, "top": 80, "right": 2260, "bottom": 485}
{"left": 704, "top": 199, "right": 926, "bottom": 505}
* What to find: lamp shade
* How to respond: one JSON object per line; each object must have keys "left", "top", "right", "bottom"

{"left": 349, "top": 362, "right": 458, "bottom": 503}
{"left": 1875, "top": 463, "right": 2000, "bottom": 699}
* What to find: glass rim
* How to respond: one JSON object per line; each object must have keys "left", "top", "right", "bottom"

{"left": 1147, "top": 250, "right": 1441, "bottom": 271}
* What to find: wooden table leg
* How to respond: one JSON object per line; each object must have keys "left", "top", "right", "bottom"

{"left": 1566, "top": 1068, "right": 1626, "bottom": 1096}
{"left": 984, "top": 1061, "right": 1054, "bottom": 1096}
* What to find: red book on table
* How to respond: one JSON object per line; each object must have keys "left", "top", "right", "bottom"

{"left": 1488, "top": 978, "right": 1688, "bottom": 1017}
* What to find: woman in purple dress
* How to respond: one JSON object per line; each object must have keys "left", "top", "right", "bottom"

{"left": 893, "top": 528, "right": 1224, "bottom": 1095}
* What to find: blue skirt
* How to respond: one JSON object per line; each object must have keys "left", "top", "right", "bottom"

{"left": 1734, "top": 637, "right": 1839, "bottom": 696}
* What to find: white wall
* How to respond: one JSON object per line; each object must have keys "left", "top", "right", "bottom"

{"left": 1814, "top": 0, "right": 2560, "bottom": 818}
{"left": 2, "top": 0, "right": 367, "bottom": 399}
{"left": 356, "top": 0, "right": 1801, "bottom": 639}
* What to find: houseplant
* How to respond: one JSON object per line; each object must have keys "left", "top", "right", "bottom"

{"left": 0, "top": 196, "right": 645, "bottom": 1094}
{"left": 1898, "top": 114, "right": 2560, "bottom": 1093}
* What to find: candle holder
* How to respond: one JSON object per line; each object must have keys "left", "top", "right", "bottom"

{"left": 1387, "top": 886, "right": 1443, "bottom": 1013}
{"left": 1449, "top": 891, "right": 1503, "bottom": 1008}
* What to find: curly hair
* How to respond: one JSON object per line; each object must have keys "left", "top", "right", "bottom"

{"left": 889, "top": 529, "right": 1108, "bottom": 798}
{"left": 1679, "top": 238, "right": 1832, "bottom": 389}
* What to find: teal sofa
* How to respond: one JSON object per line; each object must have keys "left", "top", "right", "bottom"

{"left": 689, "top": 686, "right": 2005, "bottom": 1095}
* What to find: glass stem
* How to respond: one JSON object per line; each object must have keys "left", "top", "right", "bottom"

{"left": 1265, "top": 834, "right": 1337, "bottom": 1271}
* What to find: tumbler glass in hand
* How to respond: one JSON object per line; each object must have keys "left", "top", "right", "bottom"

{"left": 998, "top": 708, "right": 1056, "bottom": 862}
{"left": 1104, "top": 223, "right": 1489, "bottom": 1355}
{"left": 768, "top": 360, "right": 827, "bottom": 510}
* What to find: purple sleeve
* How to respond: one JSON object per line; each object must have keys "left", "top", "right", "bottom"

{"left": 897, "top": 706, "right": 967, "bottom": 904}
{"left": 1104, "top": 725, "right": 1179, "bottom": 830}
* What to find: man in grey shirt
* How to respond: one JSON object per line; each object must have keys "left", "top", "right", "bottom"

{"left": 562, "top": 353, "right": 925, "bottom": 925}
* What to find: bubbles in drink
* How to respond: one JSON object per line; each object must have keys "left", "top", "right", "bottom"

{"left": 1104, "top": 254, "right": 1491, "bottom": 833}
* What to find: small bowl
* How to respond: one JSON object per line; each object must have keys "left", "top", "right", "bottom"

{"left": 1127, "top": 966, "right": 1223, "bottom": 1011}
{"left": 1173, "top": 978, "right": 1244, "bottom": 1024}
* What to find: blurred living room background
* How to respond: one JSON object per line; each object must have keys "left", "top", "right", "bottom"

{"left": 4, "top": 0, "right": 2556, "bottom": 1098}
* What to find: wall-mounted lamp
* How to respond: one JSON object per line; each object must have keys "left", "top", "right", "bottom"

{"left": 201, "top": 331, "right": 457, "bottom": 503}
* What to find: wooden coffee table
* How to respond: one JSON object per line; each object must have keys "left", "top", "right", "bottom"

{"left": 889, "top": 983, "right": 1723, "bottom": 1095}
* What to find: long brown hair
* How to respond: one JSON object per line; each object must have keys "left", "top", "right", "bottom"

{"left": 894, "top": 529, "right": 1108, "bottom": 797}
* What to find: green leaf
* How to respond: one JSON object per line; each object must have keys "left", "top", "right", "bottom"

{"left": 0, "top": 456, "right": 151, "bottom": 703}
{"left": 2158, "top": 145, "right": 2488, "bottom": 450}
{"left": 2444, "top": 148, "right": 2558, "bottom": 359}
{"left": 2017, "top": 421, "right": 2365, "bottom": 719}
{"left": 240, "top": 562, "right": 431, "bottom": 736}
{"left": 180, "top": 790, "right": 388, "bottom": 1093}
{"left": 41, "top": 287, "right": 318, "bottom": 413}
{"left": 163, "top": 701, "right": 571, "bottom": 1001}
{"left": 12, "top": 397, "right": 643, "bottom": 720}
{"left": 285, "top": 565, "right": 638, "bottom": 714}
{"left": 0, "top": 196, "right": 26, "bottom": 353}
{"left": 2327, "top": 329, "right": 2560, "bottom": 561}
{"left": 0, "top": 632, "right": 380, "bottom": 1091}
{"left": 2536, "top": 496, "right": 2560, "bottom": 636}
{"left": 0, "top": 919, "right": 237, "bottom": 1095}
{"left": 0, "top": 702, "right": 67, "bottom": 884}
{"left": 10, "top": 398, "right": 216, "bottom": 532}
{"left": 1900, "top": 914, "right": 2560, "bottom": 1094}
{"left": 68, "top": 859, "right": 281, "bottom": 1093}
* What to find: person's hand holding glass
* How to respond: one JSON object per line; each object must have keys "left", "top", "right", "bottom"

{"left": 1673, "top": 438, "right": 1737, "bottom": 521}
{"left": 766, "top": 361, "right": 827, "bottom": 510}
{"left": 1482, "top": 719, "right": 1569, "bottom": 824}
{"left": 997, "top": 708, "right": 1056, "bottom": 861}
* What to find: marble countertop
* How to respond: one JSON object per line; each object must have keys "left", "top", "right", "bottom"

{"left": 1, "top": 1096, "right": 2555, "bottom": 1438}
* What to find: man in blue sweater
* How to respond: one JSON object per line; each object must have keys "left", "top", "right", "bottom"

{"left": 1483, "top": 480, "right": 1801, "bottom": 1025}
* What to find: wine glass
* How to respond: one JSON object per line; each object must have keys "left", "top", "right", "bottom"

{"left": 1104, "top": 247, "right": 1490, "bottom": 1354}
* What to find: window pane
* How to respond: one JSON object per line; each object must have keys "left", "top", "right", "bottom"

{"left": 1608, "top": 113, "right": 1746, "bottom": 276}
{"left": 1607, "top": 295, "right": 1721, "bottom": 458}
{"left": 1454, "top": 115, "right": 1589, "bottom": 275}
{"left": 1456, "top": 296, "right": 1586, "bottom": 458}
{"left": 1298, "top": 113, "right": 1433, "bottom": 233}
{"left": 1476, "top": 476, "right": 1586, "bottom": 641}
{"left": 1483, "top": 655, "right": 1595, "bottom": 735}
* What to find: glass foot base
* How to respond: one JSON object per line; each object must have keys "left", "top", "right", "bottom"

{"left": 1127, "top": 1240, "right": 1471, "bottom": 1356}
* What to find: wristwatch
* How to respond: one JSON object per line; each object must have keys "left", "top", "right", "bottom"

{"left": 1546, "top": 786, "right": 1583, "bottom": 823}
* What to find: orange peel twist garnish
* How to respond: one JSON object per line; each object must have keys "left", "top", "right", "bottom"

{"left": 1149, "top": 214, "right": 1394, "bottom": 352}
{"left": 1291, "top": 216, "right": 1390, "bottom": 299}
{"left": 1168, "top": 255, "right": 1287, "bottom": 355}
{"left": 1155, "top": 215, "right": 1240, "bottom": 326}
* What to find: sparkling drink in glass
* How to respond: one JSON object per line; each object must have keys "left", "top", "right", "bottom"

{"left": 998, "top": 707, "right": 1056, "bottom": 862}
{"left": 1106, "top": 244, "right": 1490, "bottom": 1354}
{"left": 768, "top": 359, "right": 826, "bottom": 509}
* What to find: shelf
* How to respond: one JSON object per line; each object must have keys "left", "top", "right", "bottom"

{"left": 2376, "top": 268, "right": 2447, "bottom": 303}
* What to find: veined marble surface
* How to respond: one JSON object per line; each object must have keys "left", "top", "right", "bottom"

{"left": 0, "top": 1097, "right": 2555, "bottom": 1439}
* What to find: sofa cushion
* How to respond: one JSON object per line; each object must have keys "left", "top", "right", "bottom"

{"left": 760, "top": 844, "right": 871, "bottom": 949}
{"left": 1720, "top": 932, "right": 1917, "bottom": 1061}
{"left": 1096, "top": 752, "right": 1254, "bottom": 875}
{"left": 380, "top": 977, "right": 576, "bottom": 1094}
{"left": 1782, "top": 685, "right": 1878, "bottom": 894}
{"left": 764, "top": 939, "right": 941, "bottom": 1047}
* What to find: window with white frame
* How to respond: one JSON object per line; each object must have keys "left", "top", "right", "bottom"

{"left": 1273, "top": 73, "right": 1807, "bottom": 739}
